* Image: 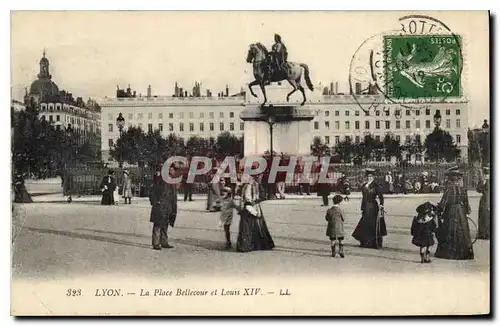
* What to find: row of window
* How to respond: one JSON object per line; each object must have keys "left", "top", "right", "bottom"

{"left": 109, "top": 121, "right": 245, "bottom": 134}
{"left": 323, "top": 108, "right": 461, "bottom": 117}
{"left": 108, "top": 111, "right": 237, "bottom": 121}
{"left": 44, "top": 114, "right": 96, "bottom": 128}
{"left": 322, "top": 134, "right": 462, "bottom": 145}
{"left": 314, "top": 119, "right": 461, "bottom": 131}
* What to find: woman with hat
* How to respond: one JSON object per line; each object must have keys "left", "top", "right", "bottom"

{"left": 236, "top": 174, "right": 275, "bottom": 253}
{"left": 99, "top": 169, "right": 117, "bottom": 205}
{"left": 352, "top": 168, "right": 386, "bottom": 248}
{"left": 122, "top": 169, "right": 133, "bottom": 204}
{"left": 476, "top": 167, "right": 490, "bottom": 240}
{"left": 435, "top": 167, "right": 474, "bottom": 260}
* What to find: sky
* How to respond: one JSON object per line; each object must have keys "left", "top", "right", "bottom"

{"left": 10, "top": 11, "right": 489, "bottom": 127}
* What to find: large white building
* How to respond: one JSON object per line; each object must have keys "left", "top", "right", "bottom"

{"left": 100, "top": 84, "right": 468, "bottom": 164}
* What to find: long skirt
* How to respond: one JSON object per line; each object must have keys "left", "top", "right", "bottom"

{"left": 236, "top": 209, "right": 275, "bottom": 252}
{"left": 352, "top": 201, "right": 387, "bottom": 248}
{"left": 435, "top": 204, "right": 474, "bottom": 260}
{"left": 477, "top": 201, "right": 490, "bottom": 240}
{"left": 101, "top": 192, "right": 114, "bottom": 205}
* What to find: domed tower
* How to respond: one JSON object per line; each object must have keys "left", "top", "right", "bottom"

{"left": 27, "top": 50, "right": 60, "bottom": 105}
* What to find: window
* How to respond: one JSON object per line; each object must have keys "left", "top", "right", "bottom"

{"left": 56, "top": 115, "right": 60, "bottom": 121}
{"left": 335, "top": 136, "right": 340, "bottom": 144}
{"left": 456, "top": 119, "right": 461, "bottom": 128}
{"left": 108, "top": 139, "right": 113, "bottom": 147}
{"left": 148, "top": 112, "right": 153, "bottom": 119}
{"left": 375, "top": 135, "right": 381, "bottom": 142}
{"left": 335, "top": 121, "right": 340, "bottom": 130}
{"left": 446, "top": 109, "right": 450, "bottom": 115}
{"left": 189, "top": 112, "right": 194, "bottom": 119}
{"left": 385, "top": 121, "right": 390, "bottom": 129}
{"left": 240, "top": 122, "right": 244, "bottom": 130}
{"left": 416, "top": 120, "right": 421, "bottom": 129}
{"left": 376, "top": 111, "right": 380, "bottom": 116}
{"left": 446, "top": 119, "right": 451, "bottom": 128}
{"left": 325, "top": 121, "right": 330, "bottom": 129}
{"left": 128, "top": 113, "right": 133, "bottom": 120}
{"left": 456, "top": 109, "right": 461, "bottom": 115}
{"left": 148, "top": 123, "right": 153, "bottom": 133}
{"left": 138, "top": 113, "right": 143, "bottom": 120}
{"left": 415, "top": 110, "right": 420, "bottom": 116}
{"left": 385, "top": 109, "right": 390, "bottom": 116}
{"left": 158, "top": 113, "right": 163, "bottom": 119}
{"left": 345, "top": 121, "right": 350, "bottom": 129}
{"left": 230, "top": 112, "right": 234, "bottom": 118}
{"left": 179, "top": 123, "right": 184, "bottom": 132}
{"left": 365, "top": 111, "right": 370, "bottom": 116}
{"left": 314, "top": 121, "right": 319, "bottom": 130}
{"left": 396, "top": 120, "right": 401, "bottom": 129}
{"left": 345, "top": 110, "right": 350, "bottom": 116}
{"left": 355, "top": 136, "right": 360, "bottom": 143}
{"left": 335, "top": 110, "right": 339, "bottom": 116}
{"left": 396, "top": 135, "right": 401, "bottom": 142}
{"left": 376, "top": 121, "right": 380, "bottom": 129}
{"left": 355, "top": 121, "right": 360, "bottom": 129}
{"left": 209, "top": 112, "right": 214, "bottom": 118}
{"left": 230, "top": 122, "right": 234, "bottom": 131}
{"left": 169, "top": 123, "right": 173, "bottom": 131}
{"left": 200, "top": 112, "right": 205, "bottom": 118}
{"left": 189, "top": 123, "right": 194, "bottom": 131}
{"left": 395, "top": 109, "right": 401, "bottom": 117}
{"left": 220, "top": 122, "right": 224, "bottom": 131}
{"left": 365, "top": 121, "right": 370, "bottom": 129}
{"left": 405, "top": 120, "right": 411, "bottom": 129}
{"left": 405, "top": 135, "right": 411, "bottom": 144}
{"left": 108, "top": 124, "right": 113, "bottom": 132}
{"left": 406, "top": 110, "right": 411, "bottom": 116}
{"left": 426, "top": 109, "right": 430, "bottom": 115}
{"left": 355, "top": 110, "right": 360, "bottom": 116}
{"left": 219, "top": 112, "right": 224, "bottom": 118}
{"left": 210, "top": 122, "right": 214, "bottom": 131}
{"left": 108, "top": 113, "right": 113, "bottom": 120}
{"left": 169, "top": 113, "right": 174, "bottom": 119}
{"left": 325, "top": 111, "right": 330, "bottom": 117}
{"left": 200, "top": 123, "right": 204, "bottom": 131}
{"left": 456, "top": 135, "right": 461, "bottom": 144}
{"left": 178, "top": 112, "right": 184, "bottom": 119}
{"left": 426, "top": 120, "right": 431, "bottom": 129}
{"left": 325, "top": 136, "right": 330, "bottom": 144}
{"left": 159, "top": 123, "right": 163, "bottom": 132}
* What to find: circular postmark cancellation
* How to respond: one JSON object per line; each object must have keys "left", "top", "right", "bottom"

{"left": 349, "top": 15, "right": 464, "bottom": 112}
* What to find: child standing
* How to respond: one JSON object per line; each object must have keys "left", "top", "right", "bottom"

{"left": 220, "top": 178, "right": 236, "bottom": 249}
{"left": 411, "top": 202, "right": 438, "bottom": 263}
{"left": 325, "top": 195, "right": 346, "bottom": 258}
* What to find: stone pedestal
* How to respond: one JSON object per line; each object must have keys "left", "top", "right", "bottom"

{"left": 241, "top": 85, "right": 316, "bottom": 157}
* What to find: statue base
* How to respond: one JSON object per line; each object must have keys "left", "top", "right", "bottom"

{"left": 240, "top": 105, "right": 315, "bottom": 157}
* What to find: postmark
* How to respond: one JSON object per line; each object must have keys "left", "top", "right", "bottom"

{"left": 349, "top": 14, "right": 464, "bottom": 112}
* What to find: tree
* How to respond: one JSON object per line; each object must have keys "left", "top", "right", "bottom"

{"left": 186, "top": 136, "right": 212, "bottom": 157}
{"left": 357, "top": 134, "right": 381, "bottom": 162}
{"left": 383, "top": 134, "right": 402, "bottom": 162}
{"left": 424, "top": 129, "right": 461, "bottom": 162}
{"left": 333, "top": 138, "right": 355, "bottom": 163}
{"left": 216, "top": 132, "right": 243, "bottom": 158}
{"left": 109, "top": 126, "right": 145, "bottom": 165}
{"left": 310, "top": 136, "right": 331, "bottom": 158}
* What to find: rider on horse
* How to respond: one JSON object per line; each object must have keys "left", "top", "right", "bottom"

{"left": 270, "top": 34, "right": 288, "bottom": 78}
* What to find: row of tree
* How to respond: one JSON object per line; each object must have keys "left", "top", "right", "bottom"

{"left": 311, "top": 128, "right": 461, "bottom": 164}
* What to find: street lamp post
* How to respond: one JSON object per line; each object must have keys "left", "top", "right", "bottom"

{"left": 266, "top": 114, "right": 276, "bottom": 200}
{"left": 481, "top": 119, "right": 490, "bottom": 165}
{"left": 433, "top": 110, "right": 442, "bottom": 163}
{"left": 116, "top": 112, "right": 126, "bottom": 168}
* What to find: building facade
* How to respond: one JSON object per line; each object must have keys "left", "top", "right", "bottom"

{"left": 100, "top": 84, "right": 469, "bottom": 164}
{"left": 23, "top": 51, "right": 101, "bottom": 146}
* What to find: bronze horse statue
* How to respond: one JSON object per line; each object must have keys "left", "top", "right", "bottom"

{"left": 246, "top": 43, "right": 314, "bottom": 106}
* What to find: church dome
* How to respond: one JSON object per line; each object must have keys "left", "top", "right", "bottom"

{"left": 29, "top": 79, "right": 59, "bottom": 97}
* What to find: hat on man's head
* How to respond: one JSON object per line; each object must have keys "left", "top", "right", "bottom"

{"left": 416, "top": 201, "right": 437, "bottom": 215}
{"left": 123, "top": 169, "right": 129, "bottom": 175}
{"left": 107, "top": 169, "right": 115, "bottom": 175}
{"left": 445, "top": 165, "right": 462, "bottom": 176}
{"left": 365, "top": 168, "right": 376, "bottom": 175}
{"left": 332, "top": 195, "right": 344, "bottom": 205}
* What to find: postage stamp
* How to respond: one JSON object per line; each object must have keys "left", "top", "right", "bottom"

{"left": 384, "top": 34, "right": 462, "bottom": 100}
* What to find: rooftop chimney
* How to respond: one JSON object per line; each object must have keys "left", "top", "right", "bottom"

{"left": 335, "top": 82, "right": 339, "bottom": 94}
{"left": 225, "top": 85, "right": 229, "bottom": 97}
{"left": 147, "top": 85, "right": 152, "bottom": 97}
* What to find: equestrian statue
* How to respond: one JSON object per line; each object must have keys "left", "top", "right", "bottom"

{"left": 246, "top": 34, "right": 314, "bottom": 106}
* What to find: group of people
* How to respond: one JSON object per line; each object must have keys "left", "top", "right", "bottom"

{"left": 99, "top": 169, "right": 133, "bottom": 206}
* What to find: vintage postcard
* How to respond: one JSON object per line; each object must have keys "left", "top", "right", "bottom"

{"left": 11, "top": 11, "right": 490, "bottom": 316}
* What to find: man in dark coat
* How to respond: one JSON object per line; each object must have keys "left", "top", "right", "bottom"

{"left": 99, "top": 170, "right": 116, "bottom": 205}
{"left": 150, "top": 167, "right": 178, "bottom": 250}
{"left": 476, "top": 167, "right": 490, "bottom": 240}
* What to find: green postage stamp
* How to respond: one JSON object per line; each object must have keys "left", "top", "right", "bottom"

{"left": 384, "top": 35, "right": 462, "bottom": 99}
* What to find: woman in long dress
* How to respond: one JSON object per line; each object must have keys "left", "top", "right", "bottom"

{"left": 236, "top": 175, "right": 275, "bottom": 252}
{"left": 434, "top": 167, "right": 474, "bottom": 260}
{"left": 100, "top": 170, "right": 117, "bottom": 206}
{"left": 352, "top": 168, "right": 386, "bottom": 248}
{"left": 476, "top": 167, "right": 490, "bottom": 240}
